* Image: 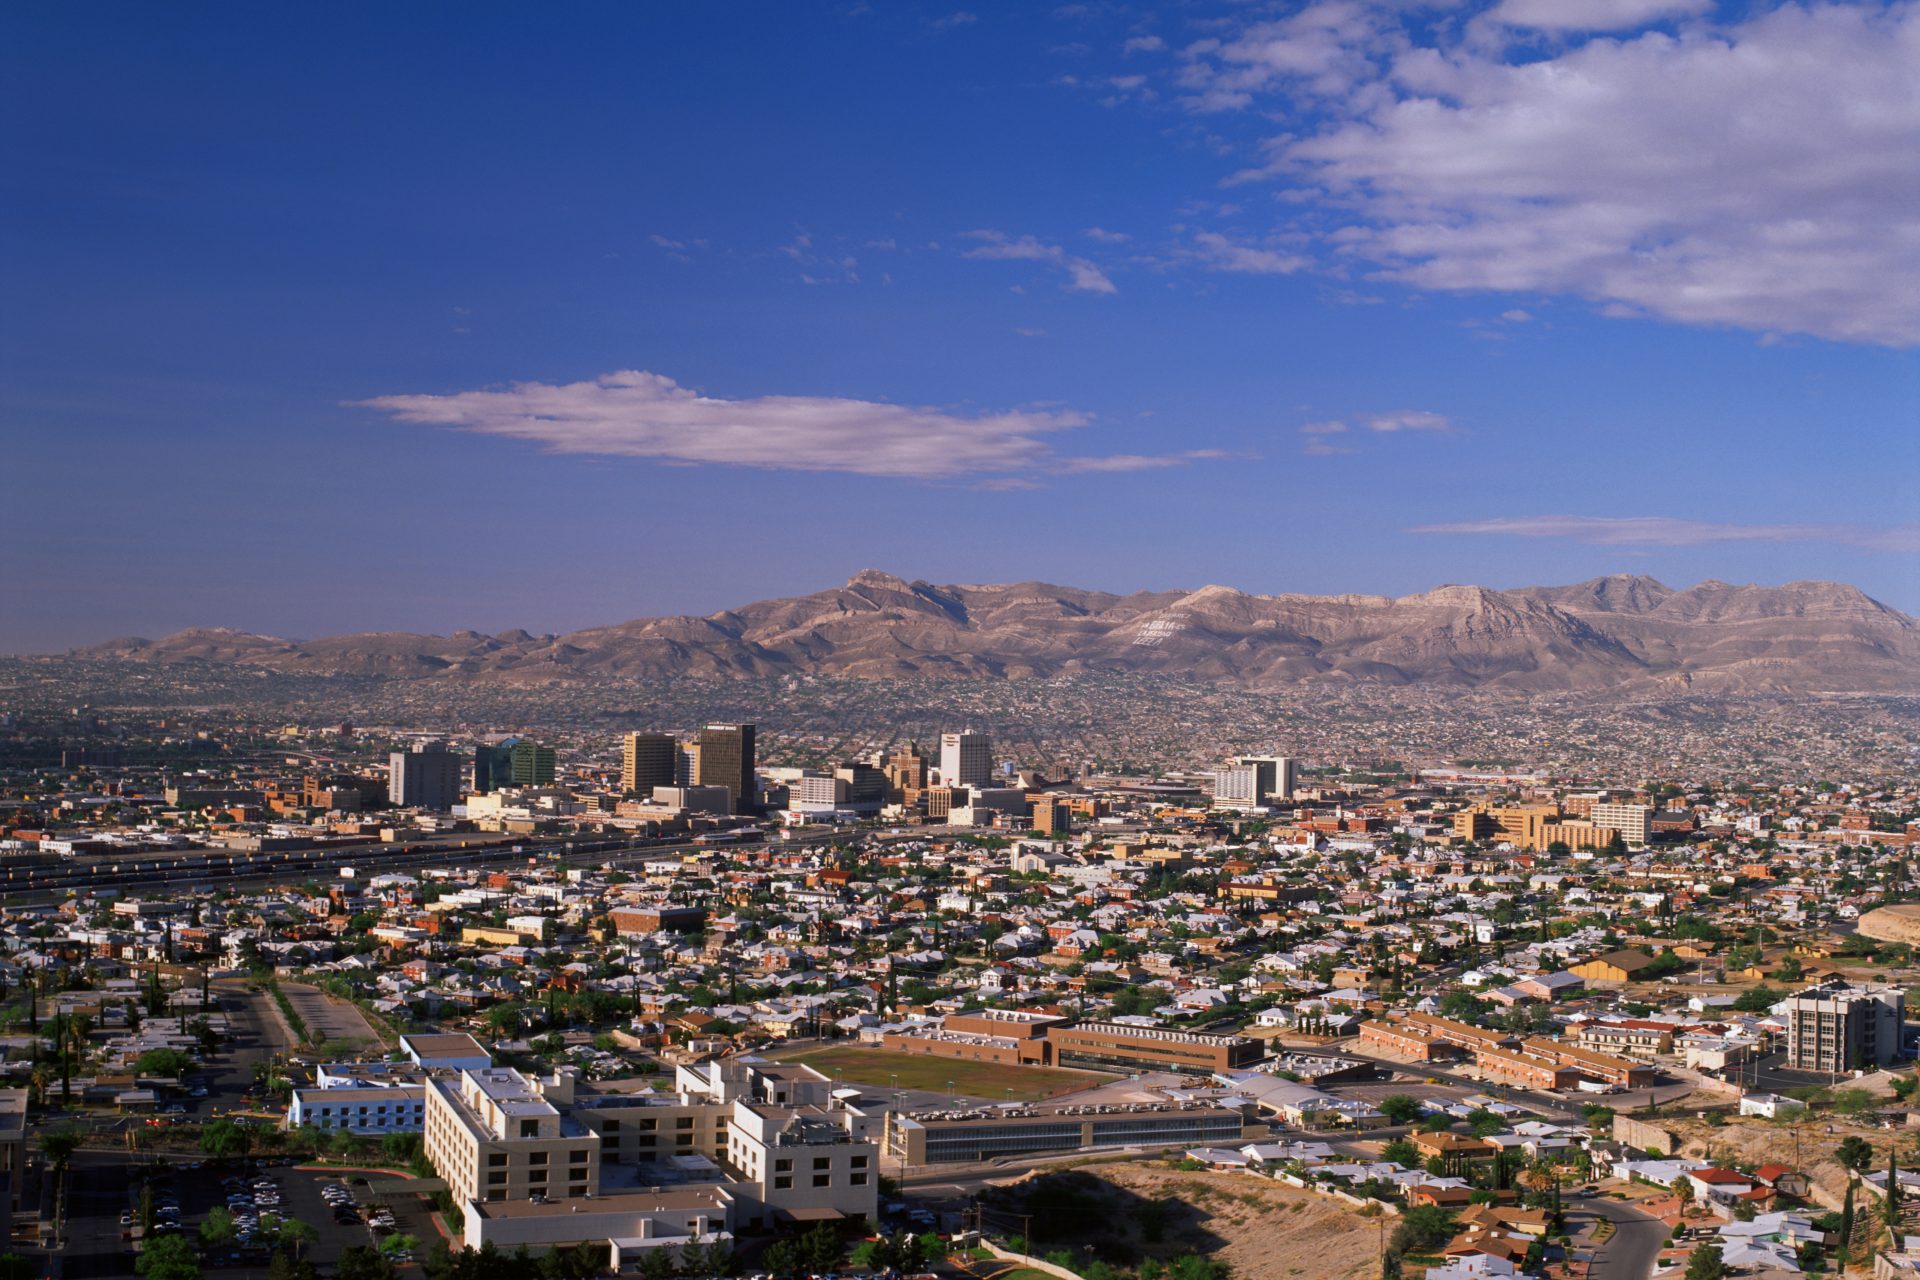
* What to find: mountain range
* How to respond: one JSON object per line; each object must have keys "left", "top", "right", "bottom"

{"left": 68, "top": 571, "right": 1920, "bottom": 694}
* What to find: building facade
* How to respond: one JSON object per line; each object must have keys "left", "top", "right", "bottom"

{"left": 622, "top": 733, "right": 679, "bottom": 797}
{"left": 388, "top": 742, "right": 465, "bottom": 810}
{"left": 694, "top": 724, "right": 757, "bottom": 813}
{"left": 1784, "top": 981, "right": 1907, "bottom": 1072}
{"left": 939, "top": 732, "right": 993, "bottom": 789}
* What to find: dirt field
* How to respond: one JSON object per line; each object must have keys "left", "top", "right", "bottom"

{"left": 1857, "top": 904, "right": 1920, "bottom": 944}
{"left": 989, "top": 1162, "right": 1383, "bottom": 1280}
{"left": 778, "top": 1046, "right": 1112, "bottom": 1102}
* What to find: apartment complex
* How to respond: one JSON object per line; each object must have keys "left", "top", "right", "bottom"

{"left": 1784, "top": 980, "right": 1907, "bottom": 1072}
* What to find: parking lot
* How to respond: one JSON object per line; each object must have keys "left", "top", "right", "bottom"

{"left": 60, "top": 1153, "right": 442, "bottom": 1278}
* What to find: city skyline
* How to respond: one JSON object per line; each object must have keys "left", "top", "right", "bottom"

{"left": 4, "top": 1, "right": 1916, "bottom": 653}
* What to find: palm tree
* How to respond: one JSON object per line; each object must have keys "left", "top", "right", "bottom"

{"left": 39, "top": 1128, "right": 82, "bottom": 1243}
{"left": 279, "top": 1216, "right": 319, "bottom": 1263}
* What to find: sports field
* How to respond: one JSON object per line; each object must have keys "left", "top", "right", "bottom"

{"left": 778, "top": 1045, "right": 1113, "bottom": 1102}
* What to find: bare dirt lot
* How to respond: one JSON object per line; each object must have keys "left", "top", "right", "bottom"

{"left": 986, "top": 1161, "right": 1382, "bottom": 1280}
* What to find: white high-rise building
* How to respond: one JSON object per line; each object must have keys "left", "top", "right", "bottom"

{"left": 1590, "top": 802, "right": 1653, "bottom": 849}
{"left": 1237, "top": 755, "right": 1298, "bottom": 803}
{"left": 939, "top": 731, "right": 993, "bottom": 789}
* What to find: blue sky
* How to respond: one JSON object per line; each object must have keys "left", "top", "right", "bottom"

{"left": 3, "top": 0, "right": 1915, "bottom": 650}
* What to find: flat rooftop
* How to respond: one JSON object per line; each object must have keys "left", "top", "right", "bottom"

{"left": 473, "top": 1186, "right": 731, "bottom": 1220}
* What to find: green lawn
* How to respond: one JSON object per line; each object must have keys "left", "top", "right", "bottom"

{"left": 778, "top": 1045, "right": 1112, "bottom": 1102}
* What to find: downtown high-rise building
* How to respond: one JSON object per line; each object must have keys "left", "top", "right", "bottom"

{"left": 388, "top": 740, "right": 464, "bottom": 810}
{"left": 621, "top": 732, "right": 679, "bottom": 797}
{"left": 939, "top": 731, "right": 992, "bottom": 789}
{"left": 694, "top": 723, "right": 757, "bottom": 813}
{"left": 509, "top": 741, "right": 556, "bottom": 787}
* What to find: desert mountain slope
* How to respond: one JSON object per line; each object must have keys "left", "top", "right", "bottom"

{"left": 70, "top": 571, "right": 1920, "bottom": 693}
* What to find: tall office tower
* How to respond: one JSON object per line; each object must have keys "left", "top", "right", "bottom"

{"left": 388, "top": 741, "right": 464, "bottom": 810}
{"left": 834, "top": 762, "right": 888, "bottom": 813}
{"left": 939, "top": 731, "right": 992, "bottom": 789}
{"left": 1236, "top": 755, "right": 1298, "bottom": 803}
{"left": 509, "top": 741, "right": 556, "bottom": 787}
{"left": 884, "top": 744, "right": 929, "bottom": 801}
{"left": 621, "top": 732, "right": 678, "bottom": 796}
{"left": 1784, "top": 980, "right": 1906, "bottom": 1072}
{"left": 471, "top": 742, "right": 516, "bottom": 794}
{"left": 1590, "top": 802, "right": 1653, "bottom": 849}
{"left": 694, "top": 722, "right": 756, "bottom": 813}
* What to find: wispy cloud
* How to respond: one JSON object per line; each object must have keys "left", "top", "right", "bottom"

{"left": 1410, "top": 515, "right": 1920, "bottom": 552}
{"left": 963, "top": 230, "right": 1117, "bottom": 294}
{"left": 354, "top": 370, "right": 1216, "bottom": 483}
{"left": 1364, "top": 410, "right": 1452, "bottom": 434}
{"left": 1487, "top": 0, "right": 1712, "bottom": 32}
{"left": 1191, "top": 231, "right": 1309, "bottom": 275}
{"left": 1298, "top": 420, "right": 1353, "bottom": 456}
{"left": 1299, "top": 410, "right": 1455, "bottom": 455}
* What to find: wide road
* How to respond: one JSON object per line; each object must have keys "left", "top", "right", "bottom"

{"left": 1568, "top": 1192, "right": 1668, "bottom": 1280}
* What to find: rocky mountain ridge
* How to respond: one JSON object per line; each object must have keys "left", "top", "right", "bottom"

{"left": 70, "top": 572, "right": 1920, "bottom": 694}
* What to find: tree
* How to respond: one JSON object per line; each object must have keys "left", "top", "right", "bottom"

{"left": 136, "top": 1235, "right": 202, "bottom": 1280}
{"left": 277, "top": 1217, "right": 318, "bottom": 1262}
{"left": 1836, "top": 1135, "right": 1875, "bottom": 1172}
{"left": 201, "top": 1118, "right": 255, "bottom": 1163}
{"left": 799, "top": 1222, "right": 843, "bottom": 1274}
{"left": 1378, "top": 1095, "right": 1424, "bottom": 1126}
{"left": 39, "top": 1128, "right": 82, "bottom": 1239}
{"left": 338, "top": 1248, "right": 399, "bottom": 1280}
{"left": 1683, "top": 1242, "right": 1726, "bottom": 1280}
{"left": 1841, "top": 1178, "right": 1857, "bottom": 1266}
{"left": 1381, "top": 1138, "right": 1422, "bottom": 1168}
{"left": 199, "top": 1206, "right": 237, "bottom": 1249}
{"left": 764, "top": 1239, "right": 800, "bottom": 1278}
{"left": 1732, "top": 986, "right": 1782, "bottom": 1013}
{"left": 636, "top": 1247, "right": 677, "bottom": 1280}
{"left": 135, "top": 1048, "right": 194, "bottom": 1077}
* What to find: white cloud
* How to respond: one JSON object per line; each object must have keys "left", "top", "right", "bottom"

{"left": 1298, "top": 420, "right": 1353, "bottom": 456}
{"left": 1191, "top": 231, "right": 1311, "bottom": 275}
{"left": 1364, "top": 410, "right": 1452, "bottom": 433}
{"left": 1175, "top": 2, "right": 1920, "bottom": 346}
{"left": 1488, "top": 0, "right": 1711, "bottom": 32}
{"left": 1123, "top": 34, "right": 1166, "bottom": 53}
{"left": 931, "top": 10, "right": 977, "bottom": 29}
{"left": 1083, "top": 226, "right": 1132, "bottom": 243}
{"left": 1411, "top": 515, "right": 1920, "bottom": 552}
{"left": 963, "top": 230, "right": 1118, "bottom": 294}
{"left": 354, "top": 370, "right": 1218, "bottom": 482}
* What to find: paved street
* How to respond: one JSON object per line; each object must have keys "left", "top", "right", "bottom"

{"left": 1568, "top": 1193, "right": 1668, "bottom": 1280}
